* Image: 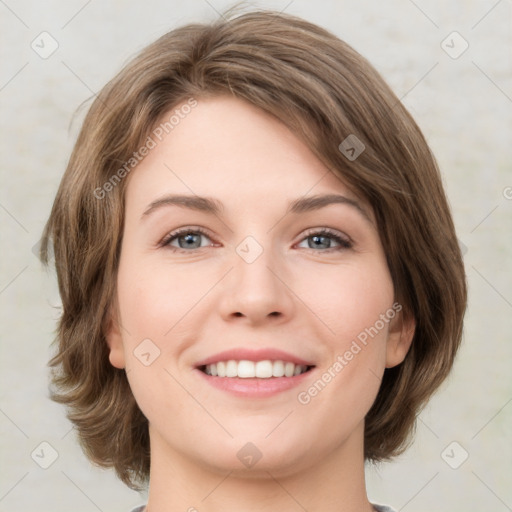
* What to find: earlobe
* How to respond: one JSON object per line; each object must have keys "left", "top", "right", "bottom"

{"left": 385, "top": 309, "right": 416, "bottom": 368}
{"left": 104, "top": 308, "right": 126, "bottom": 369}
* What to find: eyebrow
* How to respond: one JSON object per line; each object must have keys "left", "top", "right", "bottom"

{"left": 288, "top": 194, "right": 372, "bottom": 223}
{"left": 142, "top": 193, "right": 372, "bottom": 224}
{"left": 142, "top": 195, "right": 223, "bottom": 217}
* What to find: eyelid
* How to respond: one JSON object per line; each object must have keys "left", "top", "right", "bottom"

{"left": 296, "top": 227, "right": 353, "bottom": 250}
{"left": 159, "top": 225, "right": 353, "bottom": 253}
{"left": 300, "top": 226, "right": 351, "bottom": 242}
{"left": 158, "top": 226, "right": 216, "bottom": 249}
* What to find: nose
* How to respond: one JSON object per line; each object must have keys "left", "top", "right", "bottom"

{"left": 217, "top": 242, "right": 295, "bottom": 326}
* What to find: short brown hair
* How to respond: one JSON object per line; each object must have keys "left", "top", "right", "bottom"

{"left": 41, "top": 8, "right": 467, "bottom": 490}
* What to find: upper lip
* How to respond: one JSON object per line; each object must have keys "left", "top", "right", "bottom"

{"left": 195, "top": 348, "right": 315, "bottom": 368}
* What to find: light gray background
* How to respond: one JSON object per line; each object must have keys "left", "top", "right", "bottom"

{"left": 1, "top": 0, "right": 511, "bottom": 511}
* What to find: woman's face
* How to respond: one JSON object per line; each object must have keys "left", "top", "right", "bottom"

{"left": 107, "top": 95, "right": 413, "bottom": 477}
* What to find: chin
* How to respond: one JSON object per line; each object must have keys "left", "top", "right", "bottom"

{"left": 192, "top": 430, "right": 312, "bottom": 477}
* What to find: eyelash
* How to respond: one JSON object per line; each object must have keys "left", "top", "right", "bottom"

{"left": 159, "top": 226, "right": 353, "bottom": 253}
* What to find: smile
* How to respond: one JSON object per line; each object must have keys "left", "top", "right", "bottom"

{"left": 200, "top": 359, "right": 313, "bottom": 378}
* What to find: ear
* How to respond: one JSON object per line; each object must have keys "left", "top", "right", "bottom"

{"left": 385, "top": 306, "right": 416, "bottom": 368}
{"left": 104, "top": 306, "right": 126, "bottom": 369}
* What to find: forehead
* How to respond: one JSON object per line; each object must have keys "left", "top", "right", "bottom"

{"left": 125, "top": 95, "right": 366, "bottom": 214}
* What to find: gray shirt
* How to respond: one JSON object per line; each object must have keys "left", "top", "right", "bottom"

{"left": 130, "top": 504, "right": 396, "bottom": 511}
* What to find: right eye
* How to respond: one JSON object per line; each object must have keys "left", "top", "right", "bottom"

{"left": 160, "top": 227, "right": 215, "bottom": 252}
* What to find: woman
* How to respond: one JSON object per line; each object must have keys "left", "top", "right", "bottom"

{"left": 41, "top": 8, "right": 467, "bottom": 512}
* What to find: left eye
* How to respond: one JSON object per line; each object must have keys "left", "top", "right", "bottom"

{"left": 297, "top": 229, "right": 352, "bottom": 251}
{"left": 161, "top": 228, "right": 213, "bottom": 251}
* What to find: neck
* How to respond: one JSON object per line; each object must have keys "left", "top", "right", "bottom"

{"left": 145, "top": 423, "right": 374, "bottom": 512}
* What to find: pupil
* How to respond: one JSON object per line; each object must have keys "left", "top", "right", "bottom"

{"left": 310, "top": 235, "right": 329, "bottom": 249}
{"left": 180, "top": 233, "right": 200, "bottom": 249}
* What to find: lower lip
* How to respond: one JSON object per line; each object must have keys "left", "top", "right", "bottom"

{"left": 194, "top": 368, "right": 314, "bottom": 398}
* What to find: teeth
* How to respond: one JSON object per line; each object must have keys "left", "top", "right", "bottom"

{"left": 255, "top": 360, "right": 273, "bottom": 378}
{"left": 272, "top": 360, "right": 285, "bottom": 377}
{"left": 284, "top": 362, "right": 295, "bottom": 377}
{"left": 226, "top": 360, "right": 237, "bottom": 377}
{"left": 203, "top": 360, "right": 309, "bottom": 378}
{"left": 217, "top": 361, "right": 226, "bottom": 377}
{"left": 238, "top": 360, "right": 255, "bottom": 378}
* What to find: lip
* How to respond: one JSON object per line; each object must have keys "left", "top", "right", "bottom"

{"left": 194, "top": 366, "right": 315, "bottom": 398}
{"left": 193, "top": 348, "right": 316, "bottom": 398}
{"left": 194, "top": 348, "right": 315, "bottom": 367}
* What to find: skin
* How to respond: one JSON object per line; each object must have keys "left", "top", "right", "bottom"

{"left": 106, "top": 95, "right": 415, "bottom": 512}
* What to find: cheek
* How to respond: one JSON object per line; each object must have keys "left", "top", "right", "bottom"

{"left": 296, "top": 258, "right": 395, "bottom": 347}
{"left": 116, "top": 263, "right": 192, "bottom": 421}
{"left": 116, "top": 256, "right": 208, "bottom": 341}
{"left": 114, "top": 258, "right": 211, "bottom": 415}
{"left": 294, "top": 260, "right": 394, "bottom": 411}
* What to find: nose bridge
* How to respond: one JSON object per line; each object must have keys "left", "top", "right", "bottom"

{"left": 220, "top": 234, "right": 294, "bottom": 322}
